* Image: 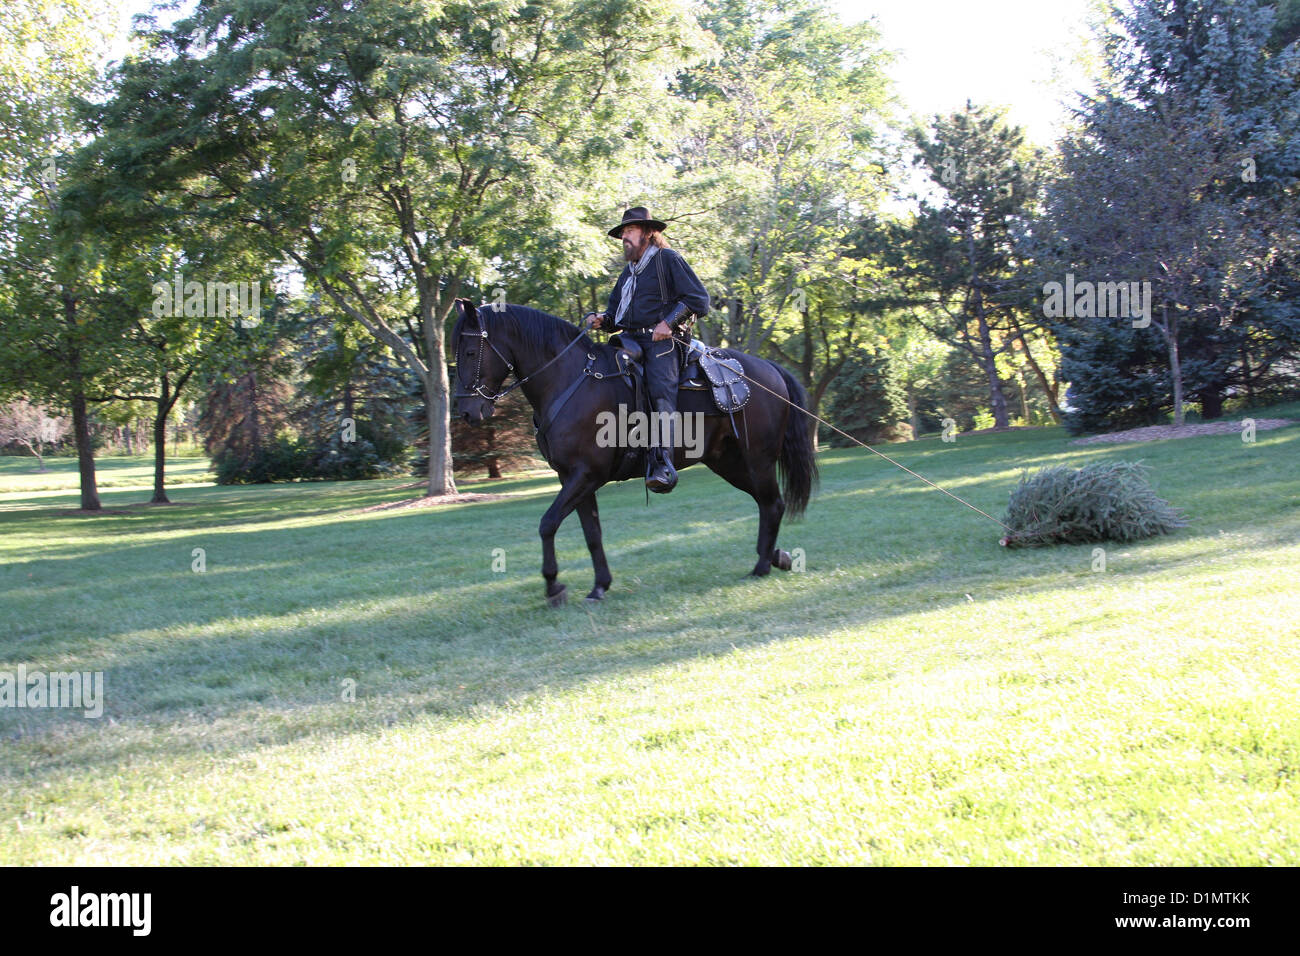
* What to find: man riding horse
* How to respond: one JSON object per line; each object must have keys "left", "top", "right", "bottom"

{"left": 588, "top": 207, "right": 710, "bottom": 493}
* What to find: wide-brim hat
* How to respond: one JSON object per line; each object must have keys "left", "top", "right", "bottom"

{"left": 608, "top": 206, "right": 668, "bottom": 238}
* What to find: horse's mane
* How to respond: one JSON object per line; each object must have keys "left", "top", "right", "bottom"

{"left": 495, "top": 303, "right": 595, "bottom": 357}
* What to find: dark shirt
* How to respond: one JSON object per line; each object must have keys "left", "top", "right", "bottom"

{"left": 605, "top": 247, "right": 710, "bottom": 330}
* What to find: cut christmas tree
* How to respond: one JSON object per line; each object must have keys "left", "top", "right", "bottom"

{"left": 1000, "top": 461, "right": 1187, "bottom": 547}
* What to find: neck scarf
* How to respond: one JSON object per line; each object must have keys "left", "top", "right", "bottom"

{"left": 614, "top": 242, "right": 658, "bottom": 327}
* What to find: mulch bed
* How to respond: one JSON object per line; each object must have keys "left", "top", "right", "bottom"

{"left": 1071, "top": 418, "right": 1294, "bottom": 445}
{"left": 357, "top": 493, "right": 517, "bottom": 513}
{"left": 961, "top": 425, "right": 1049, "bottom": 437}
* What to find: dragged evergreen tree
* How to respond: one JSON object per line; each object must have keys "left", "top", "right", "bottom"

{"left": 1001, "top": 462, "right": 1187, "bottom": 548}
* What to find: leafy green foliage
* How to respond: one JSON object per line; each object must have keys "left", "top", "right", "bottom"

{"left": 90, "top": 0, "right": 711, "bottom": 495}
{"left": 908, "top": 346, "right": 998, "bottom": 434}
{"left": 667, "top": 0, "right": 892, "bottom": 357}
{"left": 847, "top": 102, "right": 1049, "bottom": 430}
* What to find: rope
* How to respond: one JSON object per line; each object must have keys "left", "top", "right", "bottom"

{"left": 674, "top": 333, "right": 1018, "bottom": 536}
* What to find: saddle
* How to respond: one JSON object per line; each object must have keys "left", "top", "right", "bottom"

{"left": 609, "top": 332, "right": 751, "bottom": 448}
{"left": 610, "top": 333, "right": 751, "bottom": 414}
{"left": 677, "top": 339, "right": 750, "bottom": 414}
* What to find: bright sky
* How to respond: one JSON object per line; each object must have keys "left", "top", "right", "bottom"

{"left": 832, "top": 0, "right": 1102, "bottom": 146}
{"left": 112, "top": 0, "right": 1102, "bottom": 147}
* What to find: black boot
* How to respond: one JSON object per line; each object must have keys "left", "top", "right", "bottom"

{"left": 646, "top": 398, "right": 679, "bottom": 494}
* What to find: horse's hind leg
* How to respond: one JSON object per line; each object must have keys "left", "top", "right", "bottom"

{"left": 749, "top": 462, "right": 787, "bottom": 575}
{"left": 705, "top": 450, "right": 785, "bottom": 577}
{"left": 575, "top": 492, "right": 612, "bottom": 601}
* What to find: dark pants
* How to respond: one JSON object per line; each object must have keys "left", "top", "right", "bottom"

{"left": 624, "top": 329, "right": 680, "bottom": 406}
{"left": 622, "top": 329, "right": 681, "bottom": 490}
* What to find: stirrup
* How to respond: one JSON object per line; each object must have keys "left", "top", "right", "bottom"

{"left": 645, "top": 449, "right": 677, "bottom": 494}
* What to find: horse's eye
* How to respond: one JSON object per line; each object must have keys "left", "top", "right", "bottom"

{"left": 465, "top": 349, "right": 476, "bottom": 357}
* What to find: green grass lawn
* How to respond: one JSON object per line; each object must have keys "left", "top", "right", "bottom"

{"left": 1, "top": 405, "right": 1297, "bottom": 864}
{"left": 0, "top": 454, "right": 214, "bottom": 496}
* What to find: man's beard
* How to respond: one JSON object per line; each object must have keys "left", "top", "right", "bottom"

{"left": 623, "top": 235, "right": 647, "bottom": 262}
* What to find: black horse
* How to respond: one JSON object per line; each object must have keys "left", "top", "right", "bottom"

{"left": 452, "top": 299, "right": 817, "bottom": 606}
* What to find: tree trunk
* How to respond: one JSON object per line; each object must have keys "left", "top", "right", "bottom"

{"left": 974, "top": 292, "right": 1009, "bottom": 428}
{"left": 151, "top": 374, "right": 171, "bottom": 504}
{"left": 1008, "top": 319, "right": 1062, "bottom": 423}
{"left": 63, "top": 293, "right": 100, "bottom": 511}
{"left": 809, "top": 382, "right": 833, "bottom": 453}
{"left": 247, "top": 371, "right": 262, "bottom": 457}
{"left": 1199, "top": 387, "right": 1223, "bottom": 420}
{"left": 424, "top": 373, "right": 456, "bottom": 496}
{"left": 1241, "top": 346, "right": 1254, "bottom": 405}
{"left": 418, "top": 286, "right": 457, "bottom": 497}
{"left": 152, "top": 411, "right": 169, "bottom": 503}
{"left": 1164, "top": 304, "right": 1184, "bottom": 427}
{"left": 69, "top": 387, "right": 100, "bottom": 511}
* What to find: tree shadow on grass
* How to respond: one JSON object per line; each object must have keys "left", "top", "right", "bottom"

{"left": 3, "top": 422, "right": 1298, "bottom": 787}
{"left": 4, "top": 460, "right": 1295, "bottom": 788}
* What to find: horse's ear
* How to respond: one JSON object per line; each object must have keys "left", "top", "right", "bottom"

{"left": 455, "top": 298, "right": 477, "bottom": 322}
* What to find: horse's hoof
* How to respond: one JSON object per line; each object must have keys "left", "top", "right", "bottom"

{"left": 547, "top": 585, "right": 567, "bottom": 608}
{"left": 772, "top": 549, "right": 793, "bottom": 571}
{"left": 749, "top": 565, "right": 771, "bottom": 578}
{"left": 585, "top": 586, "right": 605, "bottom": 602}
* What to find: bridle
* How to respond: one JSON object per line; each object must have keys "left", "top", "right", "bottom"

{"left": 453, "top": 303, "right": 589, "bottom": 404}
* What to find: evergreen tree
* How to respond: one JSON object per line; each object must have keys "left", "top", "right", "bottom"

{"left": 822, "top": 347, "right": 909, "bottom": 445}
{"left": 294, "top": 321, "right": 412, "bottom": 479}
{"left": 196, "top": 335, "right": 296, "bottom": 485}
{"left": 1044, "top": 0, "right": 1300, "bottom": 430}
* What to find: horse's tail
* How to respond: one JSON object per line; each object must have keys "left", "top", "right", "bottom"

{"left": 768, "top": 360, "right": 819, "bottom": 519}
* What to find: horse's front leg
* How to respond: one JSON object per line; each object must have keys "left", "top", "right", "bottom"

{"left": 575, "top": 492, "right": 612, "bottom": 601}
{"left": 539, "top": 469, "right": 597, "bottom": 607}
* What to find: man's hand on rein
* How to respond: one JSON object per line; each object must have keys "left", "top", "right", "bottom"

{"left": 652, "top": 320, "right": 673, "bottom": 341}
